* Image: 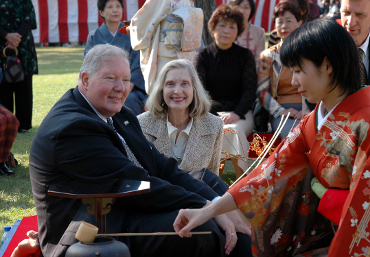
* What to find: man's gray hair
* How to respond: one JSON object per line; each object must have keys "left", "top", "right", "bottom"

{"left": 79, "top": 44, "right": 129, "bottom": 80}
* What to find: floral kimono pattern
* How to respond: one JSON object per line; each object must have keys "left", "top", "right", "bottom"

{"left": 130, "top": 0, "right": 203, "bottom": 94}
{"left": 228, "top": 86, "right": 370, "bottom": 256}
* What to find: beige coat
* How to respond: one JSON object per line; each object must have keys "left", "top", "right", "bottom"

{"left": 137, "top": 112, "right": 223, "bottom": 175}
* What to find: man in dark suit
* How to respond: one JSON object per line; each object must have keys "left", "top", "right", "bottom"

{"left": 341, "top": 0, "right": 370, "bottom": 84}
{"left": 29, "top": 44, "right": 251, "bottom": 257}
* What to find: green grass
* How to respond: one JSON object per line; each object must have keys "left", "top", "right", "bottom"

{"left": 0, "top": 47, "right": 85, "bottom": 231}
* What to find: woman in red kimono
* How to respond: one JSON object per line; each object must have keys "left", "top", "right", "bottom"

{"left": 174, "top": 19, "right": 370, "bottom": 257}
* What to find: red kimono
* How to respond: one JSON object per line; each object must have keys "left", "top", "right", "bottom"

{"left": 228, "top": 87, "right": 370, "bottom": 256}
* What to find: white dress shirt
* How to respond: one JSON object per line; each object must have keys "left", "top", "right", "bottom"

{"left": 167, "top": 115, "right": 193, "bottom": 164}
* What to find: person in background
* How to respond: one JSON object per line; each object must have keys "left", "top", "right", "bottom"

{"left": 0, "top": 0, "right": 37, "bottom": 133}
{"left": 129, "top": 0, "right": 203, "bottom": 94}
{"left": 194, "top": 5, "right": 257, "bottom": 179}
{"left": 308, "top": 0, "right": 321, "bottom": 20}
{"left": 84, "top": 0, "right": 146, "bottom": 115}
{"left": 229, "top": 0, "right": 265, "bottom": 71}
{"left": 138, "top": 59, "right": 223, "bottom": 176}
{"left": 268, "top": 0, "right": 308, "bottom": 47}
{"left": 257, "top": 1, "right": 303, "bottom": 139}
{"left": 340, "top": 0, "right": 370, "bottom": 85}
{"left": 320, "top": 0, "right": 330, "bottom": 15}
{"left": 322, "top": 0, "right": 340, "bottom": 20}
{"left": 174, "top": 18, "right": 370, "bottom": 257}
{"left": 0, "top": 105, "right": 18, "bottom": 176}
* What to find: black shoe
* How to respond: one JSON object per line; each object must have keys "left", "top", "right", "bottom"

{"left": 0, "top": 163, "right": 15, "bottom": 175}
{"left": 0, "top": 169, "right": 5, "bottom": 176}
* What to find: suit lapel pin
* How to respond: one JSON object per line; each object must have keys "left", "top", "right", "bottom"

{"left": 124, "top": 121, "right": 129, "bottom": 126}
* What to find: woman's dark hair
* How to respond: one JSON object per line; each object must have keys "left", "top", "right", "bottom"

{"left": 280, "top": 19, "right": 361, "bottom": 96}
{"left": 272, "top": 0, "right": 302, "bottom": 24}
{"left": 296, "top": 0, "right": 309, "bottom": 23}
{"left": 98, "top": 0, "right": 124, "bottom": 19}
{"left": 229, "top": 0, "right": 256, "bottom": 22}
{"left": 208, "top": 5, "right": 245, "bottom": 38}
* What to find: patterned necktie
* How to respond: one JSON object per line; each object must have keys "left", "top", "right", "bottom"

{"left": 107, "top": 118, "right": 143, "bottom": 168}
{"left": 358, "top": 48, "right": 368, "bottom": 85}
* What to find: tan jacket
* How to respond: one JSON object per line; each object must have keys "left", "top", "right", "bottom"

{"left": 137, "top": 112, "right": 223, "bottom": 175}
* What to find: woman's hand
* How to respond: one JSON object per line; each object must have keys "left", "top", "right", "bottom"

{"left": 173, "top": 208, "right": 211, "bottom": 238}
{"left": 225, "top": 210, "right": 251, "bottom": 236}
{"left": 280, "top": 108, "right": 299, "bottom": 118}
{"left": 293, "top": 110, "right": 303, "bottom": 120}
{"left": 221, "top": 113, "right": 240, "bottom": 125}
{"left": 5, "top": 33, "right": 22, "bottom": 48}
{"left": 126, "top": 25, "right": 130, "bottom": 35}
{"left": 173, "top": 208, "right": 238, "bottom": 255}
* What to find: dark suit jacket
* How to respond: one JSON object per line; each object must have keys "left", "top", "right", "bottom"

{"left": 29, "top": 87, "right": 218, "bottom": 256}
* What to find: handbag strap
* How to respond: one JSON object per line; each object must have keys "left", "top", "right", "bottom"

{"left": 3, "top": 46, "right": 18, "bottom": 57}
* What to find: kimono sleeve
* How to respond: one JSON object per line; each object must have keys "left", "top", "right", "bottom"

{"left": 328, "top": 138, "right": 370, "bottom": 256}
{"left": 227, "top": 115, "right": 311, "bottom": 228}
{"left": 130, "top": 0, "right": 172, "bottom": 50}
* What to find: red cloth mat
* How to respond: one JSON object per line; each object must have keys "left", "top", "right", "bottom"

{"left": 1, "top": 216, "right": 38, "bottom": 257}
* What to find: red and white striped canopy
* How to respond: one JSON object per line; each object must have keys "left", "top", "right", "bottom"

{"left": 31, "top": 0, "right": 277, "bottom": 43}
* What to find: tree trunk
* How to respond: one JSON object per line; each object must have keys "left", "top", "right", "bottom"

{"left": 194, "top": 0, "right": 217, "bottom": 46}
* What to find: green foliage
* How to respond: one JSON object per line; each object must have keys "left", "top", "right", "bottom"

{"left": 220, "top": 162, "right": 236, "bottom": 187}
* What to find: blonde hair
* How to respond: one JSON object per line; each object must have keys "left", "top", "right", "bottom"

{"left": 145, "top": 59, "right": 211, "bottom": 119}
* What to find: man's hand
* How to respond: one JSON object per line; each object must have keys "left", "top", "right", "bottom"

{"left": 5, "top": 33, "right": 21, "bottom": 48}
{"left": 174, "top": 194, "right": 240, "bottom": 255}
{"left": 212, "top": 214, "right": 238, "bottom": 255}
{"left": 173, "top": 208, "right": 238, "bottom": 255}
{"left": 11, "top": 230, "right": 40, "bottom": 257}
{"left": 225, "top": 210, "right": 251, "bottom": 236}
{"left": 221, "top": 113, "right": 240, "bottom": 125}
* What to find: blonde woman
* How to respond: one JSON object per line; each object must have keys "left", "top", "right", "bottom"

{"left": 138, "top": 59, "right": 223, "bottom": 175}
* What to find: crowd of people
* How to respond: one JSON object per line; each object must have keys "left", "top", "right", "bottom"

{"left": 2, "top": 0, "right": 370, "bottom": 256}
